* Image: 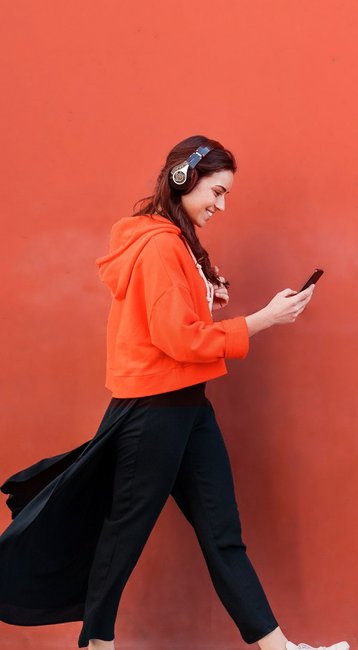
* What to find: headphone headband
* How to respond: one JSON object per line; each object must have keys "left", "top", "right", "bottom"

{"left": 186, "top": 146, "right": 212, "bottom": 169}
{"left": 169, "top": 145, "right": 214, "bottom": 191}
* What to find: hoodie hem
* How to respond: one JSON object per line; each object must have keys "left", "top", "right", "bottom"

{"left": 106, "top": 361, "right": 228, "bottom": 398}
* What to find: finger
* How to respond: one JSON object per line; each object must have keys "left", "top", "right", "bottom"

{"left": 302, "top": 285, "right": 315, "bottom": 296}
{"left": 296, "top": 299, "right": 311, "bottom": 316}
{"left": 297, "top": 285, "right": 315, "bottom": 299}
{"left": 294, "top": 288, "right": 314, "bottom": 305}
{"left": 282, "top": 288, "right": 298, "bottom": 297}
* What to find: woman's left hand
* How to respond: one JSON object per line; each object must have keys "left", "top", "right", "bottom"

{"left": 212, "top": 266, "right": 229, "bottom": 310}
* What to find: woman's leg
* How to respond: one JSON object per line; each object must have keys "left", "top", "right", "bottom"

{"left": 171, "top": 398, "right": 350, "bottom": 650}
{"left": 170, "top": 396, "right": 282, "bottom": 646}
{"left": 78, "top": 383, "right": 207, "bottom": 648}
{"left": 257, "top": 627, "right": 289, "bottom": 650}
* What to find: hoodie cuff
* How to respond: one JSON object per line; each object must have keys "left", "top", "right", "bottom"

{"left": 220, "top": 316, "right": 250, "bottom": 359}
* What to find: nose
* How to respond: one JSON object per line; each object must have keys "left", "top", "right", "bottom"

{"left": 215, "top": 194, "right": 225, "bottom": 211}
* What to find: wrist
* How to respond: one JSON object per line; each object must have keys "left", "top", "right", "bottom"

{"left": 245, "top": 308, "right": 273, "bottom": 337}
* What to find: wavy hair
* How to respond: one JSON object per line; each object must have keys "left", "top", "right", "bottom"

{"left": 131, "top": 134, "right": 237, "bottom": 289}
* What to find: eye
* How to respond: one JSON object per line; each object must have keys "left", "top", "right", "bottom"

{"left": 213, "top": 189, "right": 220, "bottom": 197}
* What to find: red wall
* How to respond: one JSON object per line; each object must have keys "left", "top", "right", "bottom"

{"left": 1, "top": 1, "right": 357, "bottom": 648}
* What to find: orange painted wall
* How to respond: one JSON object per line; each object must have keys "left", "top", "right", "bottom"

{"left": 1, "top": 1, "right": 357, "bottom": 648}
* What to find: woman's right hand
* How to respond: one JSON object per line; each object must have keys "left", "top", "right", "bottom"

{"left": 263, "top": 285, "right": 315, "bottom": 326}
{"left": 245, "top": 285, "right": 315, "bottom": 337}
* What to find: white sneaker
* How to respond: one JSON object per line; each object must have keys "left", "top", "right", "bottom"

{"left": 286, "top": 641, "right": 350, "bottom": 650}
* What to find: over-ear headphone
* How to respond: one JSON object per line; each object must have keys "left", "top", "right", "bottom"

{"left": 169, "top": 145, "right": 213, "bottom": 192}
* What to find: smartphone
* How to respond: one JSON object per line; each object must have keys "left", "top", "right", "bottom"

{"left": 298, "top": 268, "right": 324, "bottom": 292}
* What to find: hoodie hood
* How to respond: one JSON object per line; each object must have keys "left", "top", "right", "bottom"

{"left": 95, "top": 214, "right": 182, "bottom": 299}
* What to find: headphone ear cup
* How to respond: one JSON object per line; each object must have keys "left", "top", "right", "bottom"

{"left": 169, "top": 167, "right": 192, "bottom": 192}
{"left": 169, "top": 166, "right": 198, "bottom": 193}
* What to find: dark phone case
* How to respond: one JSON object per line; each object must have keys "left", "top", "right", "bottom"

{"left": 299, "top": 268, "right": 324, "bottom": 292}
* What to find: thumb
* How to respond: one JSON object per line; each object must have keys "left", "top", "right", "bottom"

{"left": 281, "top": 288, "right": 298, "bottom": 297}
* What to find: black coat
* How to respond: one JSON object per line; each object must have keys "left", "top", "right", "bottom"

{"left": 0, "top": 403, "right": 120, "bottom": 627}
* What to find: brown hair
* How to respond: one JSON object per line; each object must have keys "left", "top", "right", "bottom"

{"left": 131, "top": 134, "right": 237, "bottom": 289}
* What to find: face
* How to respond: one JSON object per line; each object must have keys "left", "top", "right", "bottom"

{"left": 180, "top": 169, "right": 234, "bottom": 228}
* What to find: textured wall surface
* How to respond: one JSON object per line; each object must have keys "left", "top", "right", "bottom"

{"left": 1, "top": 1, "right": 357, "bottom": 648}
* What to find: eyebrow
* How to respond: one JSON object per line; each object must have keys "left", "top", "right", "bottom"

{"left": 214, "top": 185, "right": 230, "bottom": 194}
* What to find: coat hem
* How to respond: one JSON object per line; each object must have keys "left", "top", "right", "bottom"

{"left": 0, "top": 601, "right": 85, "bottom": 626}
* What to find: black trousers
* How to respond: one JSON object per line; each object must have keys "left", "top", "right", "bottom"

{"left": 78, "top": 382, "right": 279, "bottom": 647}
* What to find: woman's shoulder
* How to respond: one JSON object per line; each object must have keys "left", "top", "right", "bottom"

{"left": 138, "top": 232, "right": 192, "bottom": 288}
{"left": 141, "top": 230, "right": 187, "bottom": 260}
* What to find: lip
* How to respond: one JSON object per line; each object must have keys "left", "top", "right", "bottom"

{"left": 206, "top": 209, "right": 215, "bottom": 216}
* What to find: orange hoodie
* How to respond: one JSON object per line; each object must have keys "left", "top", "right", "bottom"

{"left": 95, "top": 213, "right": 249, "bottom": 397}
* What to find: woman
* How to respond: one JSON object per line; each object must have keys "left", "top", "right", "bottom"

{"left": 0, "top": 135, "right": 349, "bottom": 650}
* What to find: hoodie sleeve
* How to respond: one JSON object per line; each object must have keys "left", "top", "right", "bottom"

{"left": 148, "top": 283, "right": 249, "bottom": 363}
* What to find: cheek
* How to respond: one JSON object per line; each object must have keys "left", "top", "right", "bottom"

{"left": 182, "top": 186, "right": 211, "bottom": 215}
{"left": 187, "top": 192, "right": 204, "bottom": 212}
{"left": 197, "top": 188, "right": 212, "bottom": 206}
